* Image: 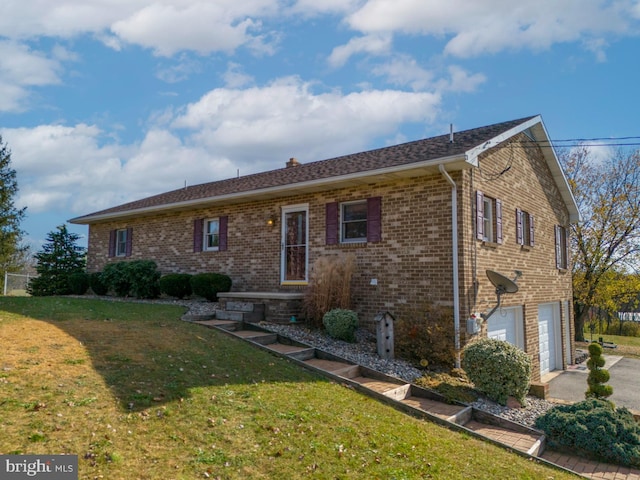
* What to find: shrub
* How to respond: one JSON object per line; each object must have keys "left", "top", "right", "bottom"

{"left": 462, "top": 338, "right": 532, "bottom": 406}
{"left": 126, "top": 260, "right": 161, "bottom": 299}
{"left": 101, "top": 260, "right": 161, "bottom": 299}
{"left": 586, "top": 342, "right": 613, "bottom": 399}
{"left": 68, "top": 272, "right": 90, "bottom": 295}
{"left": 159, "top": 273, "right": 192, "bottom": 299}
{"left": 89, "top": 272, "right": 109, "bottom": 296}
{"left": 394, "top": 302, "right": 456, "bottom": 368}
{"left": 190, "top": 273, "right": 232, "bottom": 302}
{"left": 304, "top": 254, "right": 356, "bottom": 328}
{"left": 535, "top": 399, "right": 640, "bottom": 467}
{"left": 323, "top": 309, "right": 359, "bottom": 342}
{"left": 102, "top": 262, "right": 132, "bottom": 297}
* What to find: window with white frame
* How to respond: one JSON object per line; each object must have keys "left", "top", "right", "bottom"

{"left": 116, "top": 229, "right": 128, "bottom": 257}
{"left": 555, "top": 225, "right": 568, "bottom": 269}
{"left": 516, "top": 209, "right": 535, "bottom": 247}
{"left": 483, "top": 197, "right": 495, "bottom": 243}
{"left": 341, "top": 201, "right": 368, "bottom": 243}
{"left": 476, "top": 191, "right": 502, "bottom": 244}
{"left": 204, "top": 218, "right": 220, "bottom": 251}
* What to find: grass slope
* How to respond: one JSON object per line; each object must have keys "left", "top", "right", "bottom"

{"left": 0, "top": 297, "right": 577, "bottom": 479}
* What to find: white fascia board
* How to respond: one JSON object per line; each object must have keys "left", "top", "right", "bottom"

{"left": 69, "top": 153, "right": 466, "bottom": 224}
{"left": 464, "top": 115, "right": 542, "bottom": 166}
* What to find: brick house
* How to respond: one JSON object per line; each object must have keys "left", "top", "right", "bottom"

{"left": 70, "top": 115, "right": 579, "bottom": 381}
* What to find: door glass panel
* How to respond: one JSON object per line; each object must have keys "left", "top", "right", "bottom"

{"left": 284, "top": 210, "right": 307, "bottom": 281}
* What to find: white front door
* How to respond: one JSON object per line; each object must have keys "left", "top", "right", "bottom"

{"left": 539, "top": 303, "right": 561, "bottom": 376}
{"left": 281, "top": 204, "right": 309, "bottom": 284}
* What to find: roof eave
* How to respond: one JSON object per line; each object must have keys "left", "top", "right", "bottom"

{"left": 69, "top": 153, "right": 469, "bottom": 225}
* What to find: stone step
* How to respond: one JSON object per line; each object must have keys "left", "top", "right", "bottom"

{"left": 181, "top": 313, "right": 216, "bottom": 322}
{"left": 230, "top": 330, "right": 278, "bottom": 345}
{"left": 401, "top": 396, "right": 472, "bottom": 423}
{"left": 463, "top": 420, "right": 545, "bottom": 456}
{"left": 215, "top": 308, "right": 264, "bottom": 323}
{"left": 225, "top": 301, "right": 265, "bottom": 313}
{"left": 349, "top": 376, "right": 408, "bottom": 396}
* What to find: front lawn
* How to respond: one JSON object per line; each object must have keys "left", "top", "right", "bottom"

{"left": 0, "top": 297, "right": 576, "bottom": 479}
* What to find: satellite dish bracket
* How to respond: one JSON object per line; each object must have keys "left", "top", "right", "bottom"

{"left": 481, "top": 270, "right": 521, "bottom": 320}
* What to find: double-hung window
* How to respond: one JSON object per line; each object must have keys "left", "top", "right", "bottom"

{"left": 476, "top": 191, "right": 502, "bottom": 244}
{"left": 555, "top": 225, "right": 569, "bottom": 269}
{"left": 115, "top": 229, "right": 128, "bottom": 256}
{"left": 193, "top": 216, "right": 228, "bottom": 253}
{"left": 341, "top": 201, "right": 368, "bottom": 243}
{"left": 109, "top": 227, "right": 132, "bottom": 257}
{"left": 204, "top": 218, "right": 220, "bottom": 251}
{"left": 516, "top": 209, "right": 535, "bottom": 247}
{"left": 325, "top": 197, "right": 382, "bottom": 245}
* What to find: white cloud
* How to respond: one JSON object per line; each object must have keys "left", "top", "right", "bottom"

{"left": 345, "top": 0, "right": 637, "bottom": 58}
{"left": 222, "top": 63, "right": 255, "bottom": 88}
{"left": 328, "top": 34, "right": 392, "bottom": 68}
{"left": 172, "top": 77, "right": 441, "bottom": 171}
{"left": 0, "top": 41, "right": 64, "bottom": 112}
{"left": 111, "top": 3, "right": 260, "bottom": 56}
{"left": 370, "top": 55, "right": 435, "bottom": 90}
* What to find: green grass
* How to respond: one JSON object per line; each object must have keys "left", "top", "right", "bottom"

{"left": 0, "top": 296, "right": 578, "bottom": 479}
{"left": 581, "top": 331, "right": 640, "bottom": 359}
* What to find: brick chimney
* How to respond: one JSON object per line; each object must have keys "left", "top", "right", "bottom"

{"left": 286, "top": 157, "right": 300, "bottom": 168}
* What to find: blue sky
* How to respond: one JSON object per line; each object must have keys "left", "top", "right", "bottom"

{"left": 1, "top": 0, "right": 639, "bottom": 251}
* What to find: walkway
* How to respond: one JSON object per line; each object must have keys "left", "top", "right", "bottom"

{"left": 187, "top": 316, "right": 640, "bottom": 479}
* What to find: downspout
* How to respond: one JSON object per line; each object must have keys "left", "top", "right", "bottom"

{"left": 439, "top": 164, "right": 461, "bottom": 369}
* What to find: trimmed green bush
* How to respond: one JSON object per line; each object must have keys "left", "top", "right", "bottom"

{"left": 586, "top": 342, "right": 613, "bottom": 399}
{"left": 323, "top": 309, "right": 359, "bottom": 342}
{"left": 159, "top": 273, "right": 192, "bottom": 299}
{"left": 535, "top": 399, "right": 640, "bottom": 467}
{"left": 190, "top": 273, "right": 232, "bottom": 302}
{"left": 462, "top": 338, "right": 532, "bottom": 406}
{"left": 101, "top": 260, "right": 161, "bottom": 299}
{"left": 102, "top": 262, "right": 132, "bottom": 297}
{"left": 89, "top": 272, "right": 108, "bottom": 296}
{"left": 68, "top": 272, "right": 90, "bottom": 295}
{"left": 126, "top": 260, "right": 160, "bottom": 299}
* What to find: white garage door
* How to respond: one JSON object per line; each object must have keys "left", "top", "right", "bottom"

{"left": 487, "top": 306, "right": 524, "bottom": 349}
{"left": 538, "top": 303, "right": 561, "bottom": 376}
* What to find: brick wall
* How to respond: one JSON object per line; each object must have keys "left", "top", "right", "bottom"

{"left": 458, "top": 133, "right": 574, "bottom": 381}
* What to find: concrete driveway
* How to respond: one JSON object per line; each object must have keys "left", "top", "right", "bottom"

{"left": 547, "top": 355, "right": 640, "bottom": 413}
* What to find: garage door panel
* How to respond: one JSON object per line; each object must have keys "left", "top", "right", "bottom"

{"left": 539, "top": 303, "right": 559, "bottom": 376}
{"left": 487, "top": 307, "right": 524, "bottom": 349}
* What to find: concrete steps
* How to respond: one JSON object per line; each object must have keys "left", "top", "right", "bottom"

{"left": 186, "top": 318, "right": 552, "bottom": 469}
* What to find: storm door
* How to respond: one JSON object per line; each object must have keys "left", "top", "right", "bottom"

{"left": 281, "top": 205, "right": 309, "bottom": 283}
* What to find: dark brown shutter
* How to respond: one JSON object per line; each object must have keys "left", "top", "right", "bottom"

{"left": 193, "top": 219, "right": 203, "bottom": 253}
{"left": 108, "top": 230, "right": 116, "bottom": 257}
{"left": 219, "top": 216, "right": 228, "bottom": 251}
{"left": 495, "top": 198, "right": 503, "bottom": 244}
{"left": 555, "top": 225, "right": 562, "bottom": 268}
{"left": 367, "top": 196, "right": 382, "bottom": 243}
{"left": 529, "top": 214, "right": 535, "bottom": 247}
{"left": 325, "top": 202, "right": 338, "bottom": 245}
{"left": 515, "top": 208, "right": 523, "bottom": 245}
{"left": 125, "top": 227, "right": 133, "bottom": 257}
{"left": 476, "top": 191, "right": 484, "bottom": 240}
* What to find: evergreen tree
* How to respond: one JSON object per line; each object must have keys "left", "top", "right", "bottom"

{"left": 28, "top": 225, "right": 86, "bottom": 296}
{"left": 0, "top": 135, "right": 27, "bottom": 289}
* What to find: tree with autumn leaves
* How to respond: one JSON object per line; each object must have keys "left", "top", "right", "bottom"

{"left": 561, "top": 146, "right": 640, "bottom": 341}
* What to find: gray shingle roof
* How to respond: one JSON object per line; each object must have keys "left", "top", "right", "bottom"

{"left": 70, "top": 115, "right": 537, "bottom": 223}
